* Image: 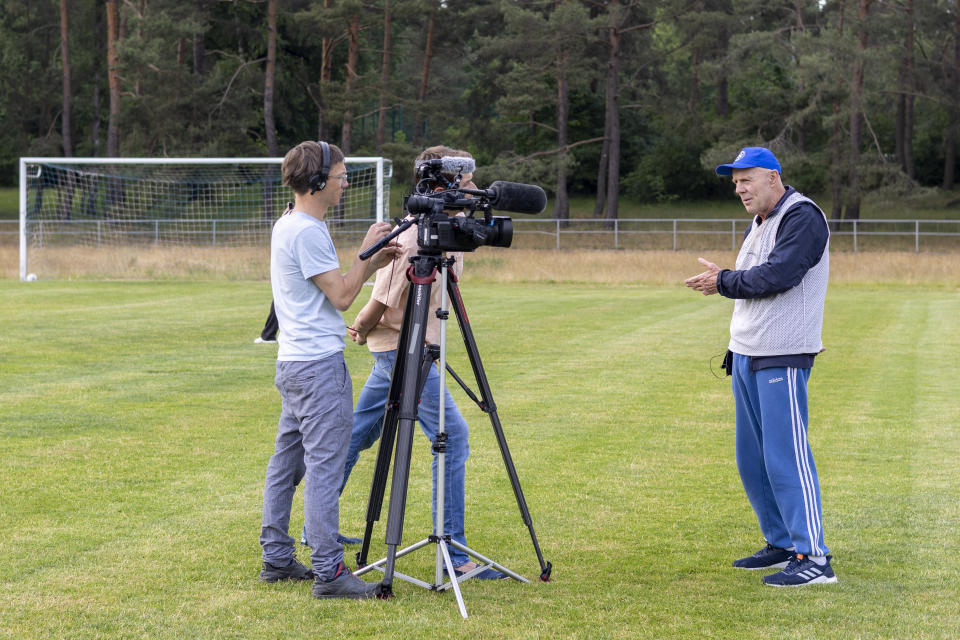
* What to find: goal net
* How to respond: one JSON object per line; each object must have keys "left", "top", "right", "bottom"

{"left": 18, "top": 157, "right": 392, "bottom": 281}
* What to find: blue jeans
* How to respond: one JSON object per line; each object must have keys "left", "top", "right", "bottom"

{"left": 260, "top": 354, "right": 352, "bottom": 580}
{"left": 343, "top": 349, "right": 471, "bottom": 566}
{"left": 731, "top": 354, "right": 828, "bottom": 557}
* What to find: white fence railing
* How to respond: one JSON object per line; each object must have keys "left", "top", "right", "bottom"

{"left": 7, "top": 217, "right": 960, "bottom": 252}
{"left": 510, "top": 218, "right": 960, "bottom": 252}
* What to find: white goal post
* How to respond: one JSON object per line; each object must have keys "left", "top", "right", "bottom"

{"left": 18, "top": 156, "right": 392, "bottom": 281}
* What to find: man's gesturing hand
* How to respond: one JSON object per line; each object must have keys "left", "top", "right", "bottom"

{"left": 684, "top": 257, "right": 722, "bottom": 296}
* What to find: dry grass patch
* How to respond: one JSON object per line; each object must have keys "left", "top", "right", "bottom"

{"left": 3, "top": 245, "right": 958, "bottom": 286}
{"left": 463, "top": 249, "right": 960, "bottom": 287}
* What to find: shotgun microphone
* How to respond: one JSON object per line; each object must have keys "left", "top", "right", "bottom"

{"left": 457, "top": 181, "right": 547, "bottom": 214}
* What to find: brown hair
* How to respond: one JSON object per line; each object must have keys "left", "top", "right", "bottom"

{"left": 413, "top": 145, "right": 474, "bottom": 190}
{"left": 281, "top": 141, "right": 345, "bottom": 195}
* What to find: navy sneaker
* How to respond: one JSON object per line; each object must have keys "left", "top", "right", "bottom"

{"left": 732, "top": 544, "right": 794, "bottom": 570}
{"left": 259, "top": 556, "right": 315, "bottom": 583}
{"left": 763, "top": 554, "right": 837, "bottom": 587}
{"left": 312, "top": 562, "right": 380, "bottom": 599}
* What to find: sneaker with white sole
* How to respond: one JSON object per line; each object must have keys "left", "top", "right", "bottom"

{"left": 312, "top": 562, "right": 381, "bottom": 599}
{"left": 732, "top": 543, "right": 794, "bottom": 570}
{"left": 254, "top": 337, "right": 277, "bottom": 344}
{"left": 763, "top": 554, "right": 837, "bottom": 587}
{"left": 259, "top": 556, "right": 314, "bottom": 583}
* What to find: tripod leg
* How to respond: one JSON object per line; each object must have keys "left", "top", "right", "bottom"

{"left": 447, "top": 275, "right": 553, "bottom": 581}
{"left": 380, "top": 257, "right": 437, "bottom": 594}
{"left": 356, "top": 280, "right": 419, "bottom": 568}
{"left": 438, "top": 539, "right": 468, "bottom": 619}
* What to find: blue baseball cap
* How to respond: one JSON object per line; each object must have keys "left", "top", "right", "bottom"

{"left": 715, "top": 147, "right": 781, "bottom": 176}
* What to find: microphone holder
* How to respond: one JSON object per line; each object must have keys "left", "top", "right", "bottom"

{"left": 352, "top": 249, "right": 551, "bottom": 618}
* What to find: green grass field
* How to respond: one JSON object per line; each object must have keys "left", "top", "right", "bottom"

{"left": 2, "top": 279, "right": 959, "bottom": 639}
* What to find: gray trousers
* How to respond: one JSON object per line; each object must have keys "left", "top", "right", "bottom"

{"left": 259, "top": 353, "right": 352, "bottom": 580}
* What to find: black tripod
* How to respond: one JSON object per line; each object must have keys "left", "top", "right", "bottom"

{"left": 352, "top": 250, "right": 551, "bottom": 617}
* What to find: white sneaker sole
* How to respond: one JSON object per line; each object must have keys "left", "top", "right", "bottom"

{"left": 765, "top": 575, "right": 838, "bottom": 587}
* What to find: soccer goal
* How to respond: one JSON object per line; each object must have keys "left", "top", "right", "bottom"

{"left": 18, "top": 156, "right": 392, "bottom": 281}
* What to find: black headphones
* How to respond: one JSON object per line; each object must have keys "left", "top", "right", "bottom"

{"left": 308, "top": 141, "right": 331, "bottom": 195}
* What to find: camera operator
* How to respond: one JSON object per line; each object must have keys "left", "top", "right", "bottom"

{"left": 258, "top": 140, "right": 399, "bottom": 599}
{"left": 341, "top": 145, "right": 507, "bottom": 580}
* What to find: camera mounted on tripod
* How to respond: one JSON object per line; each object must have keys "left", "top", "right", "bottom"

{"left": 359, "top": 157, "right": 547, "bottom": 259}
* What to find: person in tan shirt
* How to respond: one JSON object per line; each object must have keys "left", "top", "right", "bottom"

{"left": 340, "top": 146, "right": 505, "bottom": 580}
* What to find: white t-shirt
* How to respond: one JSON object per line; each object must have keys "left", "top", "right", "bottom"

{"left": 270, "top": 211, "right": 345, "bottom": 361}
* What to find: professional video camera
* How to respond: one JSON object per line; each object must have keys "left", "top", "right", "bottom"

{"left": 360, "top": 157, "right": 547, "bottom": 258}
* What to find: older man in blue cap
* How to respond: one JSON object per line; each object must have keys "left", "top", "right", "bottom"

{"left": 685, "top": 147, "right": 836, "bottom": 587}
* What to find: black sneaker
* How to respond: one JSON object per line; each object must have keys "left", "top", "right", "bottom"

{"left": 259, "top": 556, "right": 315, "bottom": 583}
{"left": 732, "top": 544, "right": 794, "bottom": 570}
{"left": 312, "top": 562, "right": 380, "bottom": 600}
{"left": 763, "top": 554, "right": 837, "bottom": 587}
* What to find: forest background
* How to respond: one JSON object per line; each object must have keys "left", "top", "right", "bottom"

{"left": 2, "top": 0, "right": 959, "bottom": 224}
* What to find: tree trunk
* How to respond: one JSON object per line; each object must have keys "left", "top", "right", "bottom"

{"left": 193, "top": 32, "right": 205, "bottom": 74}
{"left": 593, "top": 134, "right": 609, "bottom": 218}
{"left": 60, "top": 0, "right": 72, "bottom": 156}
{"left": 896, "top": 0, "right": 915, "bottom": 181}
{"left": 716, "top": 24, "right": 729, "bottom": 118}
{"left": 830, "top": 0, "right": 846, "bottom": 226}
{"left": 689, "top": 47, "right": 700, "bottom": 113}
{"left": 263, "top": 0, "right": 279, "bottom": 220}
{"left": 58, "top": 0, "right": 76, "bottom": 220}
{"left": 341, "top": 14, "right": 359, "bottom": 154}
{"left": 317, "top": 0, "right": 332, "bottom": 140}
{"left": 793, "top": 0, "right": 806, "bottom": 151}
{"left": 105, "top": 0, "right": 120, "bottom": 157}
{"left": 555, "top": 67, "right": 570, "bottom": 225}
{"left": 376, "top": 0, "right": 392, "bottom": 152}
{"left": 412, "top": 8, "right": 436, "bottom": 147}
{"left": 264, "top": 0, "right": 278, "bottom": 156}
{"left": 846, "top": 0, "right": 870, "bottom": 221}
{"left": 603, "top": 1, "right": 622, "bottom": 226}
{"left": 946, "top": 119, "right": 958, "bottom": 190}
{"left": 944, "top": 0, "right": 960, "bottom": 190}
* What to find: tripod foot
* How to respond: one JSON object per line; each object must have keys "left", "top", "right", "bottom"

{"left": 376, "top": 583, "right": 394, "bottom": 600}
{"left": 355, "top": 552, "right": 366, "bottom": 569}
{"left": 539, "top": 561, "right": 553, "bottom": 582}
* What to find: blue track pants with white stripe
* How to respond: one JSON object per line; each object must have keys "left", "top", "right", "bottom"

{"left": 731, "top": 353, "right": 829, "bottom": 557}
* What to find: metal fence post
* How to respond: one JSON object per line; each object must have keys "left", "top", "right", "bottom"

{"left": 732, "top": 219, "right": 737, "bottom": 250}
{"left": 916, "top": 220, "right": 920, "bottom": 253}
{"left": 672, "top": 219, "right": 677, "bottom": 251}
{"left": 98, "top": 220, "right": 102, "bottom": 248}
{"left": 556, "top": 219, "right": 560, "bottom": 250}
{"left": 155, "top": 220, "right": 160, "bottom": 245}
{"left": 853, "top": 220, "right": 858, "bottom": 252}
{"left": 212, "top": 219, "right": 217, "bottom": 246}
{"left": 614, "top": 219, "right": 619, "bottom": 249}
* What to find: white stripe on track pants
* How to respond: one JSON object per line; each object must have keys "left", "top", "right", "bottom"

{"left": 731, "top": 353, "right": 828, "bottom": 557}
